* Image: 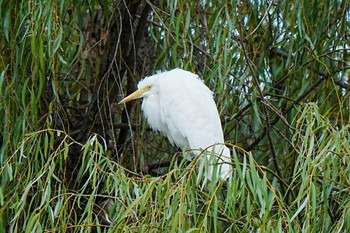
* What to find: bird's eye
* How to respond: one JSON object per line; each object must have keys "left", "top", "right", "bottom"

{"left": 147, "top": 85, "right": 152, "bottom": 90}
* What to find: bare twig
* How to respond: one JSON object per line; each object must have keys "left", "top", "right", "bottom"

{"left": 246, "top": 74, "right": 327, "bottom": 151}
{"left": 238, "top": 27, "right": 285, "bottom": 194}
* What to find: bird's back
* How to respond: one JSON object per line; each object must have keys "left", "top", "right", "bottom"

{"left": 156, "top": 69, "right": 225, "bottom": 151}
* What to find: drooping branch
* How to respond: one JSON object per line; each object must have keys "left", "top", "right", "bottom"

{"left": 245, "top": 73, "right": 327, "bottom": 151}
{"left": 78, "top": 1, "right": 153, "bottom": 164}
{"left": 225, "top": 46, "right": 347, "bottom": 146}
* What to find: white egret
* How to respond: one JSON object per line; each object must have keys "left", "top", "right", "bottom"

{"left": 119, "top": 68, "right": 231, "bottom": 180}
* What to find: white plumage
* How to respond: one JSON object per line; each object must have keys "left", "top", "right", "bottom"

{"left": 119, "top": 68, "right": 231, "bottom": 179}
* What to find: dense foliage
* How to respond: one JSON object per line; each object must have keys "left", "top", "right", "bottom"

{"left": 0, "top": 0, "right": 349, "bottom": 232}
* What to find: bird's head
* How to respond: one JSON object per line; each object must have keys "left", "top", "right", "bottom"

{"left": 118, "top": 77, "right": 159, "bottom": 104}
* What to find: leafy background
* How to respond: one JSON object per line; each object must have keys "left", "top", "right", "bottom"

{"left": 0, "top": 0, "right": 350, "bottom": 232}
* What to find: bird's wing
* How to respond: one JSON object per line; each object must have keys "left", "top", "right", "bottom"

{"left": 159, "top": 72, "right": 225, "bottom": 151}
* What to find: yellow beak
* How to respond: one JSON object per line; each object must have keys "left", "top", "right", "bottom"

{"left": 118, "top": 86, "right": 149, "bottom": 104}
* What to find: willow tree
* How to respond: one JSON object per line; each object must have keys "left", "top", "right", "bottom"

{"left": 0, "top": 0, "right": 349, "bottom": 232}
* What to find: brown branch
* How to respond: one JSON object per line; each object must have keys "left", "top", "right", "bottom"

{"left": 272, "top": 48, "right": 348, "bottom": 89}
{"left": 246, "top": 73, "right": 327, "bottom": 151}
{"left": 225, "top": 47, "right": 347, "bottom": 138}
{"left": 238, "top": 29, "right": 285, "bottom": 194}
{"left": 117, "top": 2, "right": 151, "bottom": 148}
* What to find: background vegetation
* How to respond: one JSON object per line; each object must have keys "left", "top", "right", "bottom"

{"left": 1, "top": 0, "right": 350, "bottom": 232}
